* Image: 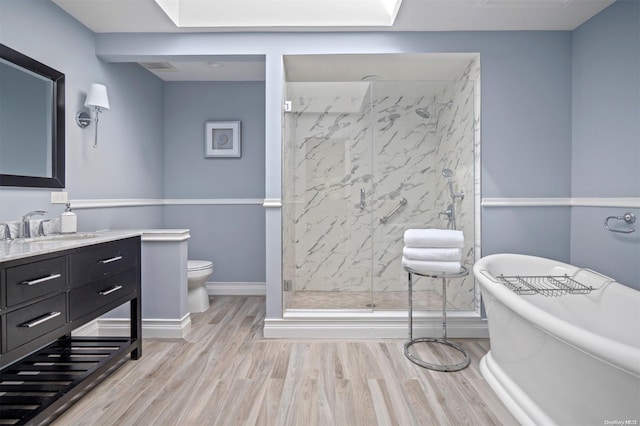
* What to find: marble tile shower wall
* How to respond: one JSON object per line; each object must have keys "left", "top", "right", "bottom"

{"left": 283, "top": 59, "right": 478, "bottom": 310}
{"left": 430, "top": 57, "right": 479, "bottom": 310}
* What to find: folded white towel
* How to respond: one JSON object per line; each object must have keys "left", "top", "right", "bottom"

{"left": 402, "top": 247, "right": 462, "bottom": 262}
{"left": 404, "top": 229, "right": 464, "bottom": 248}
{"left": 402, "top": 257, "right": 462, "bottom": 274}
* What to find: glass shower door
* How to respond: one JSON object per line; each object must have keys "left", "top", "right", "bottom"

{"left": 282, "top": 81, "right": 374, "bottom": 310}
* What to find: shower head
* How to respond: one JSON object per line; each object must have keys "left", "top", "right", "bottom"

{"left": 415, "top": 108, "right": 430, "bottom": 119}
{"left": 442, "top": 168, "right": 465, "bottom": 201}
{"left": 415, "top": 101, "right": 453, "bottom": 120}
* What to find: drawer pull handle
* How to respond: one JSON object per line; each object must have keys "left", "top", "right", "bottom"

{"left": 99, "top": 256, "right": 123, "bottom": 264}
{"left": 21, "top": 273, "right": 62, "bottom": 286}
{"left": 99, "top": 285, "right": 123, "bottom": 296}
{"left": 21, "top": 311, "right": 62, "bottom": 328}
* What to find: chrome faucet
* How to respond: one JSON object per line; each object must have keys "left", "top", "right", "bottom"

{"left": 38, "top": 218, "right": 52, "bottom": 237}
{"left": 22, "top": 211, "right": 47, "bottom": 238}
{"left": 439, "top": 203, "right": 457, "bottom": 230}
{"left": 0, "top": 222, "right": 12, "bottom": 240}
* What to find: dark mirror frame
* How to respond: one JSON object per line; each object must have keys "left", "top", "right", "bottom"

{"left": 0, "top": 44, "right": 65, "bottom": 188}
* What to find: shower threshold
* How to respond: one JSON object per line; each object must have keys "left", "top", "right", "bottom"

{"left": 287, "top": 290, "right": 449, "bottom": 310}
{"left": 267, "top": 309, "right": 486, "bottom": 339}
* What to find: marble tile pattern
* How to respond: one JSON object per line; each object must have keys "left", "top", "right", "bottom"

{"left": 283, "top": 60, "right": 479, "bottom": 311}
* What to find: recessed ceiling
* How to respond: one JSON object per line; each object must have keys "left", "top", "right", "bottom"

{"left": 50, "top": 0, "right": 615, "bottom": 82}
{"left": 154, "top": 0, "right": 403, "bottom": 28}
{"left": 139, "top": 56, "right": 266, "bottom": 81}
{"left": 284, "top": 53, "right": 477, "bottom": 82}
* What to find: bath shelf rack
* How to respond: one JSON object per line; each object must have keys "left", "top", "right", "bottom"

{"left": 495, "top": 274, "right": 592, "bottom": 297}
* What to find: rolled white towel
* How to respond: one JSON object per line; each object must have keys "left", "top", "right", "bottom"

{"left": 402, "top": 257, "right": 462, "bottom": 274}
{"left": 402, "top": 247, "right": 462, "bottom": 262}
{"left": 404, "top": 228, "right": 464, "bottom": 248}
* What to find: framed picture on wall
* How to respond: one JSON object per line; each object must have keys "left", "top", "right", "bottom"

{"left": 205, "top": 120, "right": 241, "bottom": 158}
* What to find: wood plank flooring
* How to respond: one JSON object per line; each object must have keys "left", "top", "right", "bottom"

{"left": 52, "top": 296, "right": 516, "bottom": 426}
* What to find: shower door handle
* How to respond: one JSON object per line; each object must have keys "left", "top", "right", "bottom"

{"left": 360, "top": 188, "right": 366, "bottom": 210}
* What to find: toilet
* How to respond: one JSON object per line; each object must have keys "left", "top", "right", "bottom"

{"left": 187, "top": 260, "right": 213, "bottom": 313}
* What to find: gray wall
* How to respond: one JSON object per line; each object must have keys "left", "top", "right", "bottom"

{"left": 570, "top": 0, "right": 640, "bottom": 288}
{"left": 0, "top": 0, "right": 165, "bottom": 230}
{"left": 162, "top": 82, "right": 266, "bottom": 282}
{"left": 2, "top": 0, "right": 637, "bottom": 313}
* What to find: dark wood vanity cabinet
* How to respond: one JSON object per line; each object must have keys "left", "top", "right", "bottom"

{"left": 0, "top": 236, "right": 142, "bottom": 425}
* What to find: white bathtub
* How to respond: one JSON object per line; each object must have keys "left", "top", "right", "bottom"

{"left": 474, "top": 253, "right": 640, "bottom": 426}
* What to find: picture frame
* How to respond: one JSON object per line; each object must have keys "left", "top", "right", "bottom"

{"left": 205, "top": 120, "right": 241, "bottom": 158}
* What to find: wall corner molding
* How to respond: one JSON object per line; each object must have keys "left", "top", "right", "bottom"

{"left": 482, "top": 197, "right": 640, "bottom": 208}
{"left": 263, "top": 198, "right": 282, "bottom": 208}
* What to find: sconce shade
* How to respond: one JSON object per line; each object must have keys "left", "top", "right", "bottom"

{"left": 84, "top": 83, "right": 110, "bottom": 110}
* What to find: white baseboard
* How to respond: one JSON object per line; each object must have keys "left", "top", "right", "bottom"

{"left": 71, "top": 315, "right": 191, "bottom": 339}
{"left": 207, "top": 281, "right": 266, "bottom": 296}
{"left": 263, "top": 312, "right": 488, "bottom": 339}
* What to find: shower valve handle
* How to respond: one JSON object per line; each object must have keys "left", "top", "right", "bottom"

{"left": 360, "top": 188, "right": 366, "bottom": 210}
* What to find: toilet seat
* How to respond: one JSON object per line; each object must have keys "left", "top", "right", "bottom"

{"left": 188, "top": 260, "right": 213, "bottom": 272}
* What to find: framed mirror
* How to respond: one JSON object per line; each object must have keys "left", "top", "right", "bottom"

{"left": 0, "top": 44, "right": 65, "bottom": 188}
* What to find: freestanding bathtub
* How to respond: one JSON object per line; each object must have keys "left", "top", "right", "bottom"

{"left": 474, "top": 254, "right": 640, "bottom": 426}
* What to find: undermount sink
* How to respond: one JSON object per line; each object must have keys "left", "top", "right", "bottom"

{"left": 13, "top": 233, "right": 100, "bottom": 244}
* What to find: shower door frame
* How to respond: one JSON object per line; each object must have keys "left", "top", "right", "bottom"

{"left": 273, "top": 53, "right": 483, "bottom": 338}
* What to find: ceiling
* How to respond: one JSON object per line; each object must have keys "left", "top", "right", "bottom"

{"left": 51, "top": 0, "right": 615, "bottom": 82}
{"left": 53, "top": 0, "right": 615, "bottom": 33}
{"left": 284, "top": 53, "right": 478, "bottom": 82}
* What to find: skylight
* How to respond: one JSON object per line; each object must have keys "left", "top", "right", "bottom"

{"left": 154, "top": 0, "right": 403, "bottom": 28}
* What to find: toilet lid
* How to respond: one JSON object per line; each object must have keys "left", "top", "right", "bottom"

{"left": 188, "top": 260, "right": 213, "bottom": 271}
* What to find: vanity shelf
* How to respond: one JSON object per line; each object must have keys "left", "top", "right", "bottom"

{"left": 0, "top": 234, "right": 142, "bottom": 425}
{"left": 0, "top": 337, "right": 135, "bottom": 425}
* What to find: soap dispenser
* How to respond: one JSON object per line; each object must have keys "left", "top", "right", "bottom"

{"left": 60, "top": 203, "right": 77, "bottom": 234}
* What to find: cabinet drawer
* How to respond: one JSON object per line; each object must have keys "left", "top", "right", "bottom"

{"left": 6, "top": 257, "right": 67, "bottom": 307}
{"left": 69, "top": 238, "right": 139, "bottom": 288}
{"left": 6, "top": 294, "right": 67, "bottom": 351}
{"left": 70, "top": 269, "right": 137, "bottom": 321}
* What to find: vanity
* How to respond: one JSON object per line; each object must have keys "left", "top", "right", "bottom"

{"left": 0, "top": 230, "right": 142, "bottom": 425}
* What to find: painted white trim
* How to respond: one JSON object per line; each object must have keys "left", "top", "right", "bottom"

{"left": 165, "top": 198, "right": 264, "bottom": 205}
{"left": 263, "top": 198, "right": 283, "bottom": 208}
{"left": 482, "top": 197, "right": 572, "bottom": 207}
{"left": 481, "top": 197, "right": 640, "bottom": 208}
{"left": 207, "top": 281, "right": 266, "bottom": 296}
{"left": 70, "top": 198, "right": 268, "bottom": 209}
{"left": 570, "top": 197, "right": 640, "bottom": 208}
{"left": 263, "top": 311, "right": 488, "bottom": 339}
{"left": 73, "top": 315, "right": 192, "bottom": 339}
{"left": 70, "top": 197, "right": 639, "bottom": 210}
{"left": 71, "top": 199, "right": 165, "bottom": 209}
{"left": 140, "top": 229, "right": 191, "bottom": 242}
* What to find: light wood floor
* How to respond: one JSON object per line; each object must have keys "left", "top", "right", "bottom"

{"left": 53, "top": 296, "right": 516, "bottom": 426}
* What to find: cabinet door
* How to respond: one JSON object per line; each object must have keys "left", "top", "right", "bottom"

{"left": 69, "top": 238, "right": 138, "bottom": 288}
{"left": 6, "top": 294, "right": 66, "bottom": 351}
{"left": 5, "top": 257, "right": 66, "bottom": 307}
{"left": 70, "top": 268, "right": 137, "bottom": 321}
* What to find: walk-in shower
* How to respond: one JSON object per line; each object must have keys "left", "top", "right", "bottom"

{"left": 282, "top": 54, "right": 480, "bottom": 316}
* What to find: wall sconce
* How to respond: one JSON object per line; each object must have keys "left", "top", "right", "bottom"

{"left": 75, "top": 83, "right": 110, "bottom": 148}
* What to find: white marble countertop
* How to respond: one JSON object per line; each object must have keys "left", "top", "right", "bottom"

{"left": 0, "top": 229, "right": 143, "bottom": 263}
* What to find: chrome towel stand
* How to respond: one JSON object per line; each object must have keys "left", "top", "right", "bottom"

{"left": 403, "top": 265, "right": 470, "bottom": 372}
{"left": 604, "top": 212, "right": 636, "bottom": 234}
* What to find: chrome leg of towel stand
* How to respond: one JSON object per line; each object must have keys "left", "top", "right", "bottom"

{"left": 404, "top": 271, "right": 470, "bottom": 372}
